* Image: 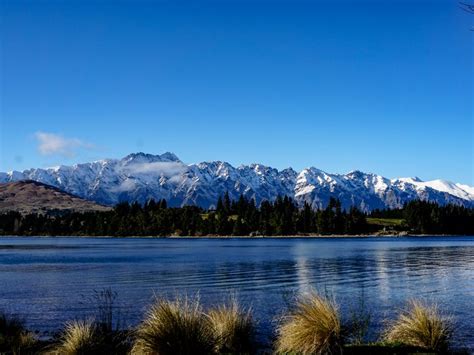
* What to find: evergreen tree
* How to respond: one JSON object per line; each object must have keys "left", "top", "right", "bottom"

{"left": 1, "top": 195, "right": 471, "bottom": 237}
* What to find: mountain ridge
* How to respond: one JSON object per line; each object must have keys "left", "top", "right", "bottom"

{"left": 1, "top": 152, "right": 473, "bottom": 212}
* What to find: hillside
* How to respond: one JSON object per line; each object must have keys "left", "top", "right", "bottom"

{"left": 0, "top": 180, "right": 111, "bottom": 215}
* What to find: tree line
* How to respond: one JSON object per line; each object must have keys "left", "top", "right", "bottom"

{"left": 0, "top": 195, "right": 472, "bottom": 236}
{"left": 371, "top": 200, "right": 474, "bottom": 235}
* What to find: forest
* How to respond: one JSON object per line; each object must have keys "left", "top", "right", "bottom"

{"left": 0, "top": 194, "right": 473, "bottom": 236}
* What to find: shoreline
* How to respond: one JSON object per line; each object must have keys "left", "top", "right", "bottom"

{"left": 0, "top": 233, "right": 472, "bottom": 239}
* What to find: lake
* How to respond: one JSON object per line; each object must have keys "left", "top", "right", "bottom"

{"left": 0, "top": 236, "right": 473, "bottom": 350}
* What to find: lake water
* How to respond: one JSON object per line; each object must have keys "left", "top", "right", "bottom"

{"left": 0, "top": 236, "right": 473, "bottom": 350}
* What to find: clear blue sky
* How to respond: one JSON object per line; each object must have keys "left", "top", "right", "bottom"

{"left": 1, "top": 0, "right": 473, "bottom": 184}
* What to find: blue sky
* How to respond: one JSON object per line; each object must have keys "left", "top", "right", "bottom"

{"left": 1, "top": 0, "right": 473, "bottom": 184}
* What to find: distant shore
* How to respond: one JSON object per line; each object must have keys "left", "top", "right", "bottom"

{"left": 1, "top": 233, "right": 471, "bottom": 239}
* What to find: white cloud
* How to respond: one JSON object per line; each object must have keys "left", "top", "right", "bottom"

{"left": 114, "top": 179, "right": 137, "bottom": 192}
{"left": 126, "top": 162, "right": 188, "bottom": 176}
{"left": 35, "top": 132, "right": 94, "bottom": 157}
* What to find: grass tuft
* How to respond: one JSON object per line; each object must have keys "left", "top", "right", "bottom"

{"left": 383, "top": 299, "right": 452, "bottom": 352}
{"left": 132, "top": 296, "right": 215, "bottom": 355}
{"left": 52, "top": 319, "right": 103, "bottom": 355}
{"left": 276, "top": 291, "right": 342, "bottom": 354}
{"left": 207, "top": 299, "right": 256, "bottom": 354}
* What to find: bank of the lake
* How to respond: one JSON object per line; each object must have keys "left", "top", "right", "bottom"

{"left": 3, "top": 232, "right": 472, "bottom": 238}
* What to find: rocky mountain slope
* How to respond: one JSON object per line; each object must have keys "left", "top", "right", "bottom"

{"left": 1, "top": 152, "right": 473, "bottom": 211}
{"left": 0, "top": 180, "right": 111, "bottom": 214}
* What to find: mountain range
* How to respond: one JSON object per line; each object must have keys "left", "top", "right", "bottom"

{"left": 1, "top": 152, "right": 473, "bottom": 212}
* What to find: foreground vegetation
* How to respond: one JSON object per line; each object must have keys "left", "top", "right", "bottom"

{"left": 0, "top": 194, "right": 473, "bottom": 236}
{"left": 276, "top": 292, "right": 342, "bottom": 354}
{"left": 0, "top": 289, "right": 468, "bottom": 355}
{"left": 383, "top": 300, "right": 452, "bottom": 353}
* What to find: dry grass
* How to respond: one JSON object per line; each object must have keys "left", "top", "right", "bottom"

{"left": 51, "top": 319, "right": 103, "bottom": 355}
{"left": 131, "top": 296, "right": 215, "bottom": 355}
{"left": 276, "top": 292, "right": 342, "bottom": 355}
{"left": 384, "top": 299, "right": 452, "bottom": 352}
{"left": 207, "top": 299, "right": 256, "bottom": 354}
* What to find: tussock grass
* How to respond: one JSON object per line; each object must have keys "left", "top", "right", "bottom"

{"left": 132, "top": 296, "right": 215, "bottom": 355}
{"left": 384, "top": 300, "right": 452, "bottom": 352}
{"left": 276, "top": 292, "right": 342, "bottom": 355}
{"left": 207, "top": 299, "right": 256, "bottom": 354}
{"left": 0, "top": 312, "right": 36, "bottom": 354}
{"left": 52, "top": 319, "right": 103, "bottom": 355}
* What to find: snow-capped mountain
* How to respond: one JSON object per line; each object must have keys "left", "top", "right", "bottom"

{"left": 1, "top": 152, "right": 473, "bottom": 211}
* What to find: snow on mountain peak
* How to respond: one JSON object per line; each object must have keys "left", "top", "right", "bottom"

{"left": 396, "top": 177, "right": 423, "bottom": 184}
{"left": 456, "top": 183, "right": 474, "bottom": 197}
{"left": 1, "top": 152, "right": 473, "bottom": 211}
{"left": 122, "top": 152, "right": 182, "bottom": 164}
{"left": 159, "top": 152, "right": 182, "bottom": 162}
{"left": 346, "top": 170, "right": 365, "bottom": 177}
{"left": 422, "top": 179, "right": 474, "bottom": 200}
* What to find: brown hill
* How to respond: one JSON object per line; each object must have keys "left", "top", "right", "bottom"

{"left": 0, "top": 180, "right": 111, "bottom": 215}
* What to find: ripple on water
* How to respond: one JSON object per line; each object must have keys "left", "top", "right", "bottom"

{"left": 0, "top": 236, "right": 473, "bottom": 350}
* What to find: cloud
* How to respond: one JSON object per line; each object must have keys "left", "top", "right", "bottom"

{"left": 110, "top": 163, "right": 188, "bottom": 193}
{"left": 35, "top": 132, "right": 94, "bottom": 157}
{"left": 114, "top": 179, "right": 137, "bottom": 192}
{"left": 126, "top": 162, "right": 188, "bottom": 176}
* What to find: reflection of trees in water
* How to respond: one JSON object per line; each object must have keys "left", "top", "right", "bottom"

{"left": 387, "top": 246, "right": 474, "bottom": 269}
{"left": 182, "top": 246, "right": 474, "bottom": 296}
